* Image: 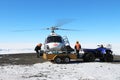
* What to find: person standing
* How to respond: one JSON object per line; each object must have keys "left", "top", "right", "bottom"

{"left": 98, "top": 45, "right": 106, "bottom": 54}
{"left": 35, "top": 43, "right": 42, "bottom": 58}
{"left": 74, "top": 41, "right": 81, "bottom": 58}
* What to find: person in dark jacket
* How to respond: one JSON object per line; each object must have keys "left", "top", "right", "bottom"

{"left": 35, "top": 43, "right": 42, "bottom": 58}
{"left": 98, "top": 45, "right": 106, "bottom": 54}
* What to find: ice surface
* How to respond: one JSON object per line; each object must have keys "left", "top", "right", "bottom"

{"left": 0, "top": 62, "right": 120, "bottom": 80}
{"left": 0, "top": 48, "right": 35, "bottom": 54}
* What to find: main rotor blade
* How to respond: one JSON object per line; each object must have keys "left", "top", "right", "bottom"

{"left": 55, "top": 19, "right": 75, "bottom": 27}
{"left": 12, "top": 29, "right": 41, "bottom": 32}
{"left": 58, "top": 28, "right": 80, "bottom": 31}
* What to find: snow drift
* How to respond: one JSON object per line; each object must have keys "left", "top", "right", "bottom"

{"left": 0, "top": 62, "right": 120, "bottom": 80}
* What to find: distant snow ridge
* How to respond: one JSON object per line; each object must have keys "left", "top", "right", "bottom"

{"left": 0, "top": 62, "right": 120, "bottom": 80}
{"left": 0, "top": 48, "right": 35, "bottom": 54}
{"left": 0, "top": 48, "right": 120, "bottom": 55}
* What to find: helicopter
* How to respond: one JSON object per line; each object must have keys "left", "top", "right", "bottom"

{"left": 12, "top": 19, "right": 75, "bottom": 54}
{"left": 43, "top": 26, "right": 74, "bottom": 53}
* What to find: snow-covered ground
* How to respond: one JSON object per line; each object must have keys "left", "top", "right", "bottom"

{"left": 0, "top": 62, "right": 120, "bottom": 80}
{"left": 0, "top": 43, "right": 120, "bottom": 55}
{"left": 0, "top": 48, "right": 120, "bottom": 55}
{"left": 0, "top": 48, "right": 35, "bottom": 54}
{"left": 0, "top": 43, "right": 36, "bottom": 54}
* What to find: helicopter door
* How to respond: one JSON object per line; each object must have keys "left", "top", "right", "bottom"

{"left": 63, "top": 36, "right": 70, "bottom": 46}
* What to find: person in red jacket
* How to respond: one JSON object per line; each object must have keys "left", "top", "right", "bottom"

{"left": 35, "top": 43, "right": 42, "bottom": 58}
{"left": 74, "top": 41, "right": 81, "bottom": 58}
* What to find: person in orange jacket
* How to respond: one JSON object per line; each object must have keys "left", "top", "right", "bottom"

{"left": 35, "top": 43, "right": 42, "bottom": 58}
{"left": 74, "top": 41, "right": 81, "bottom": 58}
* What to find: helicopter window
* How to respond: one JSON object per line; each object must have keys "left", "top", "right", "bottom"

{"left": 47, "top": 36, "right": 62, "bottom": 43}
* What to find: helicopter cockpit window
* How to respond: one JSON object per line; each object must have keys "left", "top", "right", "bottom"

{"left": 47, "top": 36, "right": 62, "bottom": 43}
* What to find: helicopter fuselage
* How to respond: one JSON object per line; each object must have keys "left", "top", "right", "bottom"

{"left": 44, "top": 33, "right": 65, "bottom": 52}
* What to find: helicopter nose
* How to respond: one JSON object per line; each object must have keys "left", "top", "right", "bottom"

{"left": 53, "top": 43, "right": 58, "bottom": 46}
